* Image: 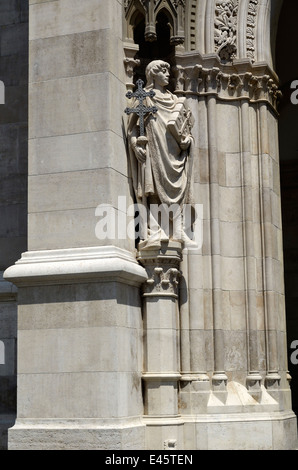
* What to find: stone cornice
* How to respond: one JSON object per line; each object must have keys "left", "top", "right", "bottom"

{"left": 3, "top": 247, "right": 148, "bottom": 288}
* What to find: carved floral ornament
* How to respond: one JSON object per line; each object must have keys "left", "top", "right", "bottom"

{"left": 214, "top": 0, "right": 260, "bottom": 63}
{"left": 214, "top": 0, "right": 239, "bottom": 62}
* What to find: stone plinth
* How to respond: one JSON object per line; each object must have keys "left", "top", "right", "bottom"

{"left": 4, "top": 247, "right": 147, "bottom": 450}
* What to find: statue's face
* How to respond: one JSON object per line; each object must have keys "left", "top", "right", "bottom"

{"left": 153, "top": 66, "right": 170, "bottom": 88}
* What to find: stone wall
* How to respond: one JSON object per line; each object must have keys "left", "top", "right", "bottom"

{"left": 0, "top": 0, "right": 29, "bottom": 450}
{"left": 4, "top": 0, "right": 148, "bottom": 450}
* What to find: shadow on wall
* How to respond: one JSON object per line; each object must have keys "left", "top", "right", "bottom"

{"left": 276, "top": 0, "right": 298, "bottom": 423}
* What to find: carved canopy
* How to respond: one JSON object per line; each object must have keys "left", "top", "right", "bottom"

{"left": 124, "top": 0, "right": 186, "bottom": 45}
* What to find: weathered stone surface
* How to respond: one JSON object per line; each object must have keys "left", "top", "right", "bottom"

{"left": 1, "top": 0, "right": 297, "bottom": 451}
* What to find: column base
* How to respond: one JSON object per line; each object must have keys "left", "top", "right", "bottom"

{"left": 7, "top": 412, "right": 298, "bottom": 450}
{"left": 144, "top": 416, "right": 185, "bottom": 450}
{"left": 4, "top": 247, "right": 148, "bottom": 451}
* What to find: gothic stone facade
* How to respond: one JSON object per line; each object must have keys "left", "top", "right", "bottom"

{"left": 0, "top": 0, "right": 297, "bottom": 450}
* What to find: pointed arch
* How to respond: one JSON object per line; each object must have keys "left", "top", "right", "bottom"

{"left": 124, "top": 0, "right": 186, "bottom": 46}
{"left": 255, "top": 0, "right": 283, "bottom": 67}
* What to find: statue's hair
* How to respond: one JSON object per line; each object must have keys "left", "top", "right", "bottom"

{"left": 145, "top": 60, "right": 170, "bottom": 89}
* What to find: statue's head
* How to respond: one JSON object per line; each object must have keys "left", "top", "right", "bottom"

{"left": 145, "top": 60, "right": 171, "bottom": 89}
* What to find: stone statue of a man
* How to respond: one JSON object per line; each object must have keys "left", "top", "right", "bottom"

{"left": 127, "top": 60, "right": 195, "bottom": 248}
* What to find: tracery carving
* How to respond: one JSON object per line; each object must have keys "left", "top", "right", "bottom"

{"left": 214, "top": 0, "right": 239, "bottom": 63}
{"left": 124, "top": 0, "right": 186, "bottom": 45}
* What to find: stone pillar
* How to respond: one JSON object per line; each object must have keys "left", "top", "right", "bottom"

{"left": 173, "top": 53, "right": 298, "bottom": 449}
{"left": 0, "top": 0, "right": 29, "bottom": 449}
{"left": 138, "top": 242, "right": 183, "bottom": 450}
{"left": 4, "top": 0, "right": 147, "bottom": 450}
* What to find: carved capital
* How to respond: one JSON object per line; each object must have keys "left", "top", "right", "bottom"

{"left": 143, "top": 265, "right": 180, "bottom": 296}
{"left": 173, "top": 61, "right": 281, "bottom": 111}
{"left": 138, "top": 241, "right": 182, "bottom": 297}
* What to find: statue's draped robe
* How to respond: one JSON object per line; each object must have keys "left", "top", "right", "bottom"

{"left": 128, "top": 90, "right": 194, "bottom": 208}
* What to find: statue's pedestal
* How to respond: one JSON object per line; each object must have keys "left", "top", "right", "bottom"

{"left": 4, "top": 247, "right": 148, "bottom": 450}
{"left": 138, "top": 241, "right": 184, "bottom": 450}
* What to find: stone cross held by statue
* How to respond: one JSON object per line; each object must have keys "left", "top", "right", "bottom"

{"left": 125, "top": 79, "right": 158, "bottom": 137}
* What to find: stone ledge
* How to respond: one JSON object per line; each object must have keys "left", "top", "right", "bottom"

{"left": 3, "top": 246, "right": 147, "bottom": 287}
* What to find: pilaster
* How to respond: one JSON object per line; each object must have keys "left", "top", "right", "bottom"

{"left": 4, "top": 0, "right": 147, "bottom": 450}
{"left": 4, "top": 247, "right": 147, "bottom": 450}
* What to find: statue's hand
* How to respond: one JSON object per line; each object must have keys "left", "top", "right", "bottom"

{"left": 134, "top": 145, "right": 147, "bottom": 164}
{"left": 180, "top": 136, "right": 191, "bottom": 151}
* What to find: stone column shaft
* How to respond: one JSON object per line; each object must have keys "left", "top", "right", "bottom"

{"left": 138, "top": 242, "right": 183, "bottom": 449}
{"left": 258, "top": 102, "right": 280, "bottom": 387}
{"left": 239, "top": 98, "right": 262, "bottom": 392}
{"left": 207, "top": 93, "right": 227, "bottom": 389}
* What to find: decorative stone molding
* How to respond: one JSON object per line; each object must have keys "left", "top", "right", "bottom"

{"left": 173, "top": 56, "right": 282, "bottom": 112}
{"left": 144, "top": 266, "right": 180, "bottom": 296}
{"left": 0, "top": 272, "right": 17, "bottom": 301}
{"left": 247, "top": 0, "right": 259, "bottom": 62}
{"left": 124, "top": 57, "right": 141, "bottom": 81}
{"left": 3, "top": 247, "right": 148, "bottom": 287}
{"left": 123, "top": 52, "right": 281, "bottom": 114}
{"left": 124, "top": 56, "right": 141, "bottom": 91}
{"left": 246, "top": 372, "right": 263, "bottom": 402}
{"left": 214, "top": 0, "right": 239, "bottom": 63}
{"left": 124, "top": 0, "right": 186, "bottom": 46}
{"left": 185, "top": 0, "right": 197, "bottom": 51}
